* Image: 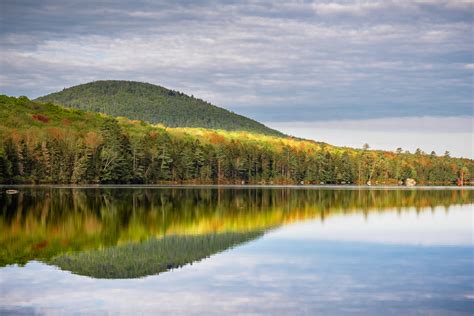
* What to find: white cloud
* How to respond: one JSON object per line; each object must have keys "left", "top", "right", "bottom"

{"left": 0, "top": 0, "right": 472, "bottom": 121}
{"left": 271, "top": 204, "right": 473, "bottom": 246}
{"left": 270, "top": 116, "right": 474, "bottom": 133}
{"left": 312, "top": 2, "right": 386, "bottom": 16}
{"left": 266, "top": 116, "right": 474, "bottom": 158}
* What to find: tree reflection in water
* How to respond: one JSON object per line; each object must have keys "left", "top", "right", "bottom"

{"left": 0, "top": 186, "right": 472, "bottom": 278}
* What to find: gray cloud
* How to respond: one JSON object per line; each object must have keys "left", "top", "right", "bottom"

{"left": 0, "top": 0, "right": 472, "bottom": 121}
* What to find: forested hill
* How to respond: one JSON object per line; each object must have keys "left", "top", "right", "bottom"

{"left": 35, "top": 80, "right": 283, "bottom": 136}
{"left": 0, "top": 95, "right": 472, "bottom": 185}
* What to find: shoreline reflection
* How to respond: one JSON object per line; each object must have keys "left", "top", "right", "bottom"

{"left": 1, "top": 187, "right": 472, "bottom": 278}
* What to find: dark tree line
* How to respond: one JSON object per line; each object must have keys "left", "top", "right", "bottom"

{"left": 0, "top": 118, "right": 471, "bottom": 185}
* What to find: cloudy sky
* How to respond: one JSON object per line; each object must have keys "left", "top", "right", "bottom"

{"left": 0, "top": 0, "right": 473, "bottom": 157}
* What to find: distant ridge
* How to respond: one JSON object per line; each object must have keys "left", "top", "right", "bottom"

{"left": 36, "top": 80, "right": 284, "bottom": 136}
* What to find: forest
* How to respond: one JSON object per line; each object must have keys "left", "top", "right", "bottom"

{"left": 0, "top": 95, "right": 472, "bottom": 185}
{"left": 36, "top": 80, "right": 283, "bottom": 136}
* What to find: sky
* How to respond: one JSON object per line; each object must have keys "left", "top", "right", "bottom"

{"left": 0, "top": 0, "right": 473, "bottom": 157}
{"left": 1, "top": 204, "right": 472, "bottom": 314}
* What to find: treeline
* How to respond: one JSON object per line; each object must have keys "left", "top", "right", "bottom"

{"left": 0, "top": 95, "right": 472, "bottom": 185}
{"left": 0, "top": 118, "right": 471, "bottom": 185}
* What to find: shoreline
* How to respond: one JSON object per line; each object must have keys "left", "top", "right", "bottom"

{"left": 0, "top": 184, "right": 472, "bottom": 190}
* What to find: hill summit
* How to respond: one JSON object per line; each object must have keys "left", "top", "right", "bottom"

{"left": 35, "top": 80, "right": 283, "bottom": 136}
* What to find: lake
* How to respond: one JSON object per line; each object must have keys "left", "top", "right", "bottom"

{"left": 0, "top": 186, "right": 473, "bottom": 315}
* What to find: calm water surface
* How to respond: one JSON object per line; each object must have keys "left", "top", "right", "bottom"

{"left": 0, "top": 186, "right": 473, "bottom": 315}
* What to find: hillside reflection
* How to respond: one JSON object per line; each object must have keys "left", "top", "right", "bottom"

{"left": 1, "top": 187, "right": 472, "bottom": 278}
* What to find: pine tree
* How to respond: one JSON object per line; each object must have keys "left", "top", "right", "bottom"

{"left": 0, "top": 148, "right": 11, "bottom": 183}
{"left": 193, "top": 142, "right": 205, "bottom": 179}
{"left": 4, "top": 139, "right": 19, "bottom": 181}
{"left": 19, "top": 140, "right": 31, "bottom": 180}
{"left": 99, "top": 119, "right": 133, "bottom": 183}
{"left": 158, "top": 147, "right": 172, "bottom": 180}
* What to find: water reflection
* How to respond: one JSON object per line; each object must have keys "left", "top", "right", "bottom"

{"left": 0, "top": 187, "right": 472, "bottom": 278}
{"left": 272, "top": 205, "right": 473, "bottom": 245}
{"left": 51, "top": 232, "right": 263, "bottom": 279}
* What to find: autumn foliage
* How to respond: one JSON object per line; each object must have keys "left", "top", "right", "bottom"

{"left": 0, "top": 95, "right": 472, "bottom": 185}
{"left": 32, "top": 114, "right": 50, "bottom": 123}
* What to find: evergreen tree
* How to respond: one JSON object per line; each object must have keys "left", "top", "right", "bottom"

{"left": 99, "top": 119, "right": 133, "bottom": 183}
{"left": 4, "top": 139, "right": 19, "bottom": 181}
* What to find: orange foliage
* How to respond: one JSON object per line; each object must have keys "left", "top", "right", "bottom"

{"left": 149, "top": 131, "right": 158, "bottom": 140}
{"left": 208, "top": 132, "right": 226, "bottom": 144}
{"left": 32, "top": 114, "right": 50, "bottom": 123}
{"left": 47, "top": 127, "right": 66, "bottom": 140}
{"left": 24, "top": 130, "right": 40, "bottom": 147}
{"left": 10, "top": 130, "right": 22, "bottom": 143}
{"left": 84, "top": 132, "right": 102, "bottom": 150}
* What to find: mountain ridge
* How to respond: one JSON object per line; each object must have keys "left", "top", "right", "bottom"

{"left": 35, "top": 80, "right": 284, "bottom": 136}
